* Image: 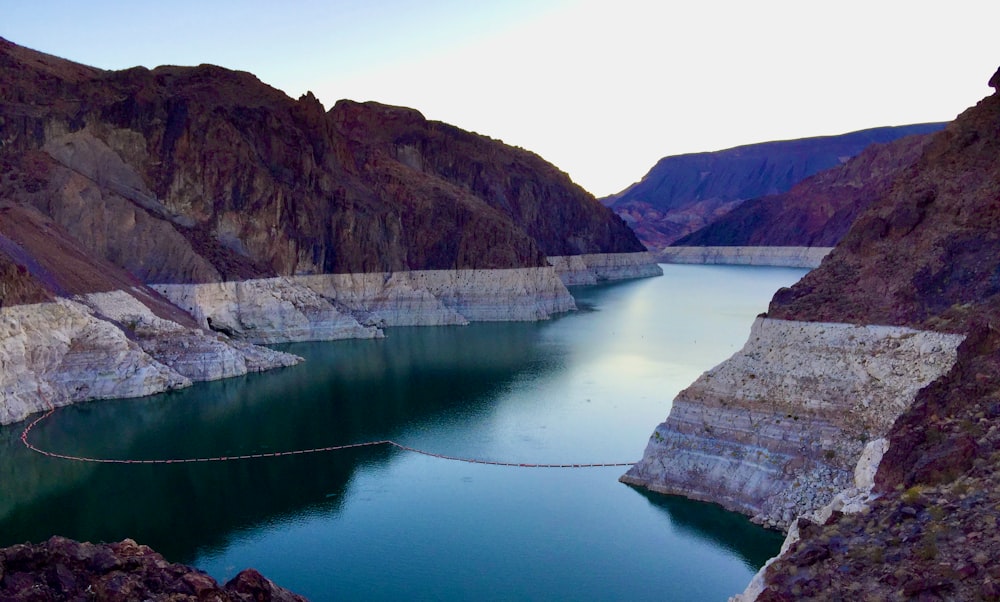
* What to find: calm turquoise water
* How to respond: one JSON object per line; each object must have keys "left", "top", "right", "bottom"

{"left": 0, "top": 265, "right": 805, "bottom": 601}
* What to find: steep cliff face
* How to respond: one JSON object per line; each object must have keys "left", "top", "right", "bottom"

{"left": 0, "top": 37, "right": 649, "bottom": 283}
{"left": 628, "top": 70, "right": 1000, "bottom": 600}
{"left": 331, "top": 99, "right": 647, "bottom": 259}
{"left": 602, "top": 123, "right": 944, "bottom": 252}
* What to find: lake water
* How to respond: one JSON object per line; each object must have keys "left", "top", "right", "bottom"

{"left": 0, "top": 264, "right": 807, "bottom": 601}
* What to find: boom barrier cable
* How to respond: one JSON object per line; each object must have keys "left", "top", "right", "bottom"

{"left": 20, "top": 408, "right": 637, "bottom": 468}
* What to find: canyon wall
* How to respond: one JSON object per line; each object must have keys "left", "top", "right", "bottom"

{"left": 672, "top": 130, "right": 939, "bottom": 249}
{"left": 0, "top": 38, "right": 660, "bottom": 426}
{"left": 657, "top": 246, "right": 832, "bottom": 268}
{"left": 621, "top": 318, "right": 964, "bottom": 529}
{"left": 153, "top": 264, "right": 579, "bottom": 343}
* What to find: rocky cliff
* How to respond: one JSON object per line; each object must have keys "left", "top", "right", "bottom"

{"left": 622, "top": 318, "right": 963, "bottom": 529}
{"left": 602, "top": 123, "right": 944, "bottom": 253}
{"left": 0, "top": 37, "right": 649, "bottom": 281}
{"left": 626, "top": 68, "right": 1000, "bottom": 600}
{"left": 0, "top": 38, "right": 660, "bottom": 425}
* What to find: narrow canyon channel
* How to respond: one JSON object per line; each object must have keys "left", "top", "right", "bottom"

{"left": 1, "top": 264, "right": 807, "bottom": 601}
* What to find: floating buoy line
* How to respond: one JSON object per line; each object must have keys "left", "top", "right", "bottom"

{"left": 20, "top": 407, "right": 637, "bottom": 468}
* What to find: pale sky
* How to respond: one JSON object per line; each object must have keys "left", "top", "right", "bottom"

{"left": 2, "top": 0, "right": 998, "bottom": 196}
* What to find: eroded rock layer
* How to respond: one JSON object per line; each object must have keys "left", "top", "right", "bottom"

{"left": 658, "top": 246, "right": 832, "bottom": 268}
{"left": 622, "top": 318, "right": 963, "bottom": 530}
{"left": 0, "top": 293, "right": 300, "bottom": 425}
{"left": 153, "top": 266, "right": 577, "bottom": 343}
{"left": 546, "top": 252, "right": 663, "bottom": 285}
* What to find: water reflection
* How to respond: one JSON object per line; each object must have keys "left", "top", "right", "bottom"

{"left": 0, "top": 323, "right": 558, "bottom": 562}
{"left": 0, "top": 265, "right": 808, "bottom": 600}
{"left": 629, "top": 485, "right": 786, "bottom": 569}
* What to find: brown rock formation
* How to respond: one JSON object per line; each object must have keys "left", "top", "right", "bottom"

{"left": 766, "top": 90, "right": 1000, "bottom": 330}
{"left": 0, "top": 536, "right": 307, "bottom": 601}
{"left": 0, "top": 36, "right": 645, "bottom": 289}
{"left": 0, "top": 202, "right": 196, "bottom": 325}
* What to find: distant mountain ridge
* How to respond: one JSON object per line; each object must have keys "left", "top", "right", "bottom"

{"left": 602, "top": 123, "right": 946, "bottom": 252}
{"left": 672, "top": 130, "right": 938, "bottom": 247}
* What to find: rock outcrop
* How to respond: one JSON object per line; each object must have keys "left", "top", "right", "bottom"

{"left": 0, "top": 536, "right": 306, "bottom": 601}
{"left": 602, "top": 123, "right": 945, "bottom": 252}
{"left": 658, "top": 246, "right": 833, "bottom": 268}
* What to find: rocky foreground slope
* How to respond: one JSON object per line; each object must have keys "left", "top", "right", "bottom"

{"left": 0, "top": 536, "right": 305, "bottom": 601}
{"left": 0, "top": 38, "right": 659, "bottom": 425}
{"left": 625, "top": 69, "right": 1000, "bottom": 600}
{"left": 601, "top": 123, "right": 944, "bottom": 253}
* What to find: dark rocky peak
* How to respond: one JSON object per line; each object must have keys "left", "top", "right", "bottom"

{"left": 0, "top": 36, "right": 103, "bottom": 83}
{"left": 297, "top": 90, "right": 325, "bottom": 112}
{"left": 0, "top": 38, "right": 647, "bottom": 284}
{"left": 328, "top": 98, "right": 646, "bottom": 258}
{"left": 989, "top": 65, "right": 1000, "bottom": 92}
{"left": 330, "top": 99, "right": 429, "bottom": 146}
{"left": 141, "top": 63, "right": 290, "bottom": 110}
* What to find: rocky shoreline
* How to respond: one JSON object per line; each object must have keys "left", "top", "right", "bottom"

{"left": 657, "top": 246, "right": 832, "bottom": 268}
{"left": 621, "top": 318, "right": 964, "bottom": 530}
{"left": 0, "top": 293, "right": 301, "bottom": 426}
{"left": 546, "top": 251, "right": 663, "bottom": 285}
{"left": 0, "top": 252, "right": 659, "bottom": 426}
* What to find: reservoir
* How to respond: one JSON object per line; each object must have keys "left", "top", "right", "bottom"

{"left": 1, "top": 264, "right": 806, "bottom": 601}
